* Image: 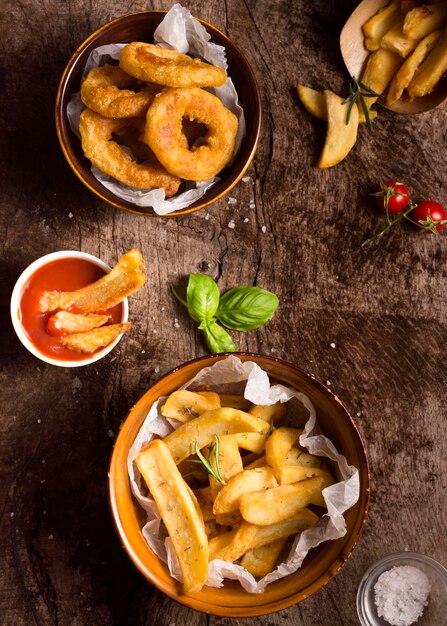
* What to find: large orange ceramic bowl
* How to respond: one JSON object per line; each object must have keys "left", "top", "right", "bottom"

{"left": 56, "top": 11, "right": 261, "bottom": 217}
{"left": 109, "top": 353, "right": 369, "bottom": 616}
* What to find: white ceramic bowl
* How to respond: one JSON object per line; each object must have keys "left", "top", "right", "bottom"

{"left": 10, "top": 250, "right": 129, "bottom": 367}
{"left": 357, "top": 551, "right": 447, "bottom": 626}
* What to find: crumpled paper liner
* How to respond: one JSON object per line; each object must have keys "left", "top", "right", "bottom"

{"left": 67, "top": 3, "right": 246, "bottom": 215}
{"left": 128, "top": 355, "right": 360, "bottom": 594}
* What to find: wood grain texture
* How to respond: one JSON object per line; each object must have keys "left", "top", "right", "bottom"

{"left": 0, "top": 0, "right": 446, "bottom": 624}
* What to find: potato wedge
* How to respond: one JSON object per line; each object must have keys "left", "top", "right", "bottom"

{"left": 318, "top": 90, "right": 359, "bottom": 169}
{"left": 381, "top": 21, "right": 421, "bottom": 57}
{"left": 240, "top": 539, "right": 287, "bottom": 578}
{"left": 209, "top": 529, "right": 238, "bottom": 561}
{"left": 213, "top": 466, "right": 278, "bottom": 515}
{"left": 403, "top": 4, "right": 447, "bottom": 40}
{"left": 265, "top": 427, "right": 302, "bottom": 479}
{"left": 163, "top": 408, "right": 270, "bottom": 465}
{"left": 244, "top": 455, "right": 267, "bottom": 470}
{"left": 297, "top": 84, "right": 327, "bottom": 120}
{"left": 60, "top": 322, "right": 131, "bottom": 352}
{"left": 239, "top": 477, "right": 324, "bottom": 526}
{"left": 208, "top": 436, "right": 243, "bottom": 500}
{"left": 223, "top": 510, "right": 319, "bottom": 563}
{"left": 136, "top": 439, "right": 209, "bottom": 593}
{"left": 362, "top": 0, "right": 401, "bottom": 50}
{"left": 227, "top": 432, "right": 268, "bottom": 454}
{"left": 278, "top": 467, "right": 335, "bottom": 506}
{"left": 194, "top": 486, "right": 215, "bottom": 522}
{"left": 285, "top": 448, "right": 326, "bottom": 468}
{"left": 39, "top": 249, "right": 145, "bottom": 313}
{"left": 358, "top": 47, "right": 403, "bottom": 117}
{"left": 387, "top": 29, "right": 442, "bottom": 104}
{"left": 408, "top": 26, "right": 447, "bottom": 97}
{"left": 215, "top": 510, "right": 243, "bottom": 527}
{"left": 249, "top": 402, "right": 286, "bottom": 423}
{"left": 161, "top": 390, "right": 221, "bottom": 423}
{"left": 48, "top": 311, "right": 108, "bottom": 334}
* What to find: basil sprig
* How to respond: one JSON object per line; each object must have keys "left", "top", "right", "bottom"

{"left": 173, "top": 274, "right": 279, "bottom": 354}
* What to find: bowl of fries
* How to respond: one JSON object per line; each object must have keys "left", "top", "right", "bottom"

{"left": 340, "top": 0, "right": 447, "bottom": 114}
{"left": 109, "top": 353, "right": 369, "bottom": 616}
{"left": 9, "top": 250, "right": 143, "bottom": 367}
{"left": 56, "top": 9, "right": 261, "bottom": 217}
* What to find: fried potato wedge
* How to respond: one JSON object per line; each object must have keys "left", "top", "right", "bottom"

{"left": 213, "top": 466, "right": 278, "bottom": 515}
{"left": 285, "top": 448, "right": 326, "bottom": 468}
{"left": 362, "top": 0, "right": 401, "bottom": 51}
{"left": 209, "top": 529, "right": 238, "bottom": 561}
{"left": 297, "top": 84, "right": 327, "bottom": 120}
{"left": 163, "top": 408, "right": 270, "bottom": 465}
{"left": 136, "top": 439, "right": 209, "bottom": 593}
{"left": 240, "top": 539, "right": 288, "bottom": 578}
{"left": 161, "top": 390, "right": 221, "bottom": 423}
{"left": 249, "top": 402, "right": 286, "bottom": 424}
{"left": 208, "top": 436, "right": 243, "bottom": 500}
{"left": 244, "top": 455, "right": 267, "bottom": 470}
{"left": 403, "top": 4, "right": 447, "bottom": 40}
{"left": 60, "top": 322, "right": 131, "bottom": 353}
{"left": 39, "top": 249, "right": 145, "bottom": 313}
{"left": 358, "top": 47, "right": 403, "bottom": 119}
{"left": 381, "top": 21, "right": 421, "bottom": 57}
{"left": 400, "top": 1, "right": 425, "bottom": 16}
{"left": 408, "top": 26, "right": 447, "bottom": 98}
{"left": 318, "top": 90, "right": 359, "bottom": 169}
{"left": 265, "top": 427, "right": 303, "bottom": 479}
{"left": 215, "top": 510, "right": 243, "bottom": 527}
{"left": 278, "top": 467, "right": 335, "bottom": 506}
{"left": 239, "top": 477, "right": 324, "bottom": 526}
{"left": 48, "top": 311, "right": 108, "bottom": 334}
{"left": 223, "top": 510, "right": 319, "bottom": 563}
{"left": 387, "top": 29, "right": 442, "bottom": 104}
{"left": 226, "top": 432, "right": 269, "bottom": 454}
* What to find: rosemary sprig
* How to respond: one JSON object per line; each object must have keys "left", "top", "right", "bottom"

{"left": 343, "top": 77, "right": 380, "bottom": 131}
{"left": 187, "top": 436, "right": 225, "bottom": 484}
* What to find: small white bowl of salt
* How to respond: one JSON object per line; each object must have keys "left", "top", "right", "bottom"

{"left": 357, "top": 552, "right": 447, "bottom": 626}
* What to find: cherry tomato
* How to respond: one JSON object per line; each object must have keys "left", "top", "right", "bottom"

{"left": 374, "top": 180, "right": 409, "bottom": 214}
{"left": 412, "top": 200, "right": 447, "bottom": 233}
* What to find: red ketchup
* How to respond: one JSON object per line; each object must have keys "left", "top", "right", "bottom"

{"left": 18, "top": 258, "right": 122, "bottom": 361}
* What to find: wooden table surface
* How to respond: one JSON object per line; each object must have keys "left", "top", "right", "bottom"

{"left": 1, "top": 0, "right": 446, "bottom": 624}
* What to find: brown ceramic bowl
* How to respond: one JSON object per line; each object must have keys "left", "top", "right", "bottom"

{"left": 55, "top": 11, "right": 261, "bottom": 217}
{"left": 109, "top": 353, "right": 370, "bottom": 616}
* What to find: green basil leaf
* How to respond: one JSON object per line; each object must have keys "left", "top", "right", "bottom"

{"left": 217, "top": 286, "right": 279, "bottom": 331}
{"left": 186, "top": 274, "right": 220, "bottom": 323}
{"left": 200, "top": 320, "right": 237, "bottom": 354}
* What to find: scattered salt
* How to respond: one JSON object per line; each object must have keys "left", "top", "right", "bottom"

{"left": 68, "top": 212, "right": 73, "bottom": 218}
{"left": 173, "top": 319, "right": 180, "bottom": 329}
{"left": 242, "top": 176, "right": 251, "bottom": 183}
{"left": 270, "top": 348, "right": 276, "bottom": 353}
{"left": 161, "top": 307, "right": 165, "bottom": 312}
{"left": 48, "top": 534, "right": 54, "bottom": 540}
{"left": 330, "top": 342, "right": 336, "bottom": 349}
{"left": 249, "top": 202, "right": 256, "bottom": 209}
{"left": 374, "top": 565, "right": 430, "bottom": 626}
{"left": 154, "top": 366, "right": 160, "bottom": 374}
{"left": 205, "top": 213, "right": 210, "bottom": 220}
{"left": 10, "top": 512, "right": 14, "bottom": 518}
{"left": 37, "top": 419, "right": 41, "bottom": 424}
{"left": 141, "top": 350, "right": 145, "bottom": 354}
{"left": 357, "top": 412, "right": 362, "bottom": 417}
{"left": 261, "top": 226, "right": 267, "bottom": 233}
{"left": 227, "top": 197, "right": 237, "bottom": 205}
{"left": 153, "top": 329, "right": 157, "bottom": 334}
{"left": 326, "top": 380, "right": 331, "bottom": 386}
{"left": 227, "top": 220, "right": 236, "bottom": 229}
{"left": 243, "top": 217, "right": 249, "bottom": 223}
{"left": 107, "top": 430, "right": 114, "bottom": 438}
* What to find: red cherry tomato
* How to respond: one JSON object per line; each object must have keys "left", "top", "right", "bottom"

{"left": 375, "top": 180, "right": 409, "bottom": 214}
{"left": 412, "top": 200, "right": 447, "bottom": 233}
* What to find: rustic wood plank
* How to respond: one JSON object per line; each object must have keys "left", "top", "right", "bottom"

{"left": 0, "top": 0, "right": 445, "bottom": 624}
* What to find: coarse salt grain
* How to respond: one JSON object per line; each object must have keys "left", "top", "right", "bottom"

{"left": 243, "top": 217, "right": 249, "bottom": 223}
{"left": 227, "top": 220, "right": 236, "bottom": 229}
{"left": 242, "top": 176, "right": 251, "bottom": 183}
{"left": 374, "top": 565, "right": 430, "bottom": 626}
{"left": 261, "top": 226, "right": 267, "bottom": 233}
{"left": 227, "top": 197, "right": 237, "bottom": 205}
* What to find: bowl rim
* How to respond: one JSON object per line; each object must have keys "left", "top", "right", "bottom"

{"left": 108, "top": 351, "right": 370, "bottom": 616}
{"left": 55, "top": 10, "right": 262, "bottom": 217}
{"left": 10, "top": 250, "right": 129, "bottom": 367}
{"left": 357, "top": 550, "right": 447, "bottom": 626}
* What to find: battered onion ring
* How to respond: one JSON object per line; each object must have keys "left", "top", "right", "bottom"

{"left": 79, "top": 109, "right": 181, "bottom": 196}
{"left": 120, "top": 42, "right": 227, "bottom": 88}
{"left": 144, "top": 87, "right": 238, "bottom": 181}
{"left": 81, "top": 63, "right": 161, "bottom": 119}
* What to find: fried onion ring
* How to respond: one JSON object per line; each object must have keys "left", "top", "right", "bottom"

{"left": 79, "top": 109, "right": 181, "bottom": 195}
{"left": 144, "top": 88, "right": 238, "bottom": 181}
{"left": 81, "top": 63, "right": 162, "bottom": 119}
{"left": 120, "top": 42, "right": 227, "bottom": 88}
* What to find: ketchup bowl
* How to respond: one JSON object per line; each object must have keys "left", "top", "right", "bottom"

{"left": 10, "top": 250, "right": 129, "bottom": 367}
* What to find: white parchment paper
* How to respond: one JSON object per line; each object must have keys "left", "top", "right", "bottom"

{"left": 67, "top": 4, "right": 246, "bottom": 215}
{"left": 128, "top": 356, "right": 360, "bottom": 593}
